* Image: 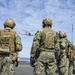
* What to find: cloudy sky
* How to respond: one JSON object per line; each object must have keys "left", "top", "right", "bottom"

{"left": 0, "top": 0, "right": 75, "bottom": 58}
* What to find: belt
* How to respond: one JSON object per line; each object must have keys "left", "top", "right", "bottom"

{"left": 39, "top": 48, "right": 55, "bottom": 52}
{"left": 0, "top": 54, "right": 10, "bottom": 56}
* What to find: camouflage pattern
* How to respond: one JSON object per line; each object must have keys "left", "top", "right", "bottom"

{"left": 68, "top": 44, "right": 75, "bottom": 61}
{"left": 0, "top": 27, "right": 22, "bottom": 75}
{"left": 0, "top": 55, "right": 15, "bottom": 75}
{"left": 33, "top": 59, "right": 56, "bottom": 75}
{"left": 58, "top": 57, "right": 73, "bottom": 75}
{"left": 31, "top": 25, "right": 58, "bottom": 75}
{"left": 57, "top": 31, "right": 73, "bottom": 75}
{"left": 68, "top": 61, "right": 73, "bottom": 75}
{"left": 68, "top": 45, "right": 74, "bottom": 75}
{"left": 59, "top": 55, "right": 69, "bottom": 75}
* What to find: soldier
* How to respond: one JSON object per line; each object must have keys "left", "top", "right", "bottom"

{"left": 57, "top": 31, "right": 73, "bottom": 75}
{"left": 30, "top": 18, "right": 58, "bottom": 75}
{"left": 0, "top": 18, "right": 23, "bottom": 75}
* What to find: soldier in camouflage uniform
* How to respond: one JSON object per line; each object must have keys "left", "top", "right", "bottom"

{"left": 57, "top": 31, "right": 73, "bottom": 75}
{"left": 0, "top": 18, "right": 23, "bottom": 75}
{"left": 30, "top": 18, "right": 58, "bottom": 75}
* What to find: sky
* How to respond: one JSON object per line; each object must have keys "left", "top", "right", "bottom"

{"left": 0, "top": 0, "right": 75, "bottom": 58}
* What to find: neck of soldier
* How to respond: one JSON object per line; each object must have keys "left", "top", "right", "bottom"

{"left": 4, "top": 27, "right": 12, "bottom": 29}
{"left": 43, "top": 26, "right": 51, "bottom": 28}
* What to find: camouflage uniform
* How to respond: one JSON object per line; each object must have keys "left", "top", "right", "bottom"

{"left": 30, "top": 18, "right": 58, "bottom": 75}
{"left": 0, "top": 18, "right": 23, "bottom": 75}
{"left": 68, "top": 43, "right": 74, "bottom": 75}
{"left": 57, "top": 31, "right": 73, "bottom": 75}
{"left": 68, "top": 61, "right": 73, "bottom": 75}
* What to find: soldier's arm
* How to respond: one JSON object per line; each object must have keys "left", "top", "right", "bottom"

{"left": 55, "top": 32, "right": 60, "bottom": 51}
{"left": 54, "top": 32, "right": 60, "bottom": 61}
{"left": 30, "top": 31, "right": 41, "bottom": 57}
{"left": 15, "top": 33, "right": 23, "bottom": 52}
{"left": 30, "top": 31, "right": 41, "bottom": 67}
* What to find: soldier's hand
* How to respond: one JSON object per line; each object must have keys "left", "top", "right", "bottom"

{"left": 17, "top": 57, "right": 20, "bottom": 63}
{"left": 15, "top": 57, "right": 20, "bottom": 67}
{"left": 30, "top": 56, "right": 35, "bottom": 67}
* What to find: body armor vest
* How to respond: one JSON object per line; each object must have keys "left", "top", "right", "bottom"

{"left": 42, "top": 28, "right": 56, "bottom": 49}
{"left": 0, "top": 29, "right": 15, "bottom": 54}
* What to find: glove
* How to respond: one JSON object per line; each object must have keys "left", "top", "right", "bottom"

{"left": 30, "top": 57, "right": 35, "bottom": 67}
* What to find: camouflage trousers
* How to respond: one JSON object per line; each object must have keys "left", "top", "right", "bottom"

{"left": 33, "top": 61, "right": 56, "bottom": 75}
{"left": 68, "top": 61, "right": 73, "bottom": 75}
{"left": 58, "top": 55, "right": 73, "bottom": 75}
{"left": 0, "top": 55, "right": 15, "bottom": 75}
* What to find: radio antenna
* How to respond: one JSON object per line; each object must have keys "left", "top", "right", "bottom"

{"left": 72, "top": 24, "right": 73, "bottom": 44}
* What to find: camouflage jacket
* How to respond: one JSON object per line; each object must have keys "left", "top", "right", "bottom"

{"left": 30, "top": 27, "right": 58, "bottom": 57}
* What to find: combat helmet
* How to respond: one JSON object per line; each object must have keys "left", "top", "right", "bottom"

{"left": 59, "top": 31, "right": 67, "bottom": 38}
{"left": 4, "top": 18, "right": 16, "bottom": 29}
{"left": 42, "top": 18, "right": 52, "bottom": 26}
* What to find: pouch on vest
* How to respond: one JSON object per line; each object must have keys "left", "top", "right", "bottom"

{"left": 0, "top": 35, "right": 10, "bottom": 54}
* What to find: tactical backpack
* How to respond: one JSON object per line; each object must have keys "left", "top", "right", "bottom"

{"left": 0, "top": 29, "right": 15, "bottom": 54}
{"left": 42, "top": 28, "right": 56, "bottom": 49}
{"left": 68, "top": 45, "right": 75, "bottom": 61}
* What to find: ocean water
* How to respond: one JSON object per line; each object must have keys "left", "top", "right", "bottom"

{"left": 20, "top": 57, "right": 30, "bottom": 61}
